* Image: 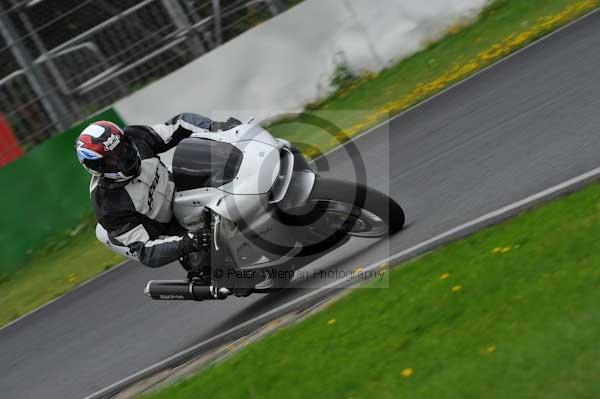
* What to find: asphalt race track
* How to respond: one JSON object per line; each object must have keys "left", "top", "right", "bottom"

{"left": 2, "top": 12, "right": 600, "bottom": 399}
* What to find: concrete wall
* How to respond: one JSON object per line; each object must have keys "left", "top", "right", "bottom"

{"left": 115, "top": 0, "right": 489, "bottom": 124}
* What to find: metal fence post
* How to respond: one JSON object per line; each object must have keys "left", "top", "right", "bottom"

{"left": 267, "top": 0, "right": 286, "bottom": 14}
{"left": 161, "top": 0, "right": 206, "bottom": 57}
{"left": 14, "top": 6, "right": 82, "bottom": 125}
{"left": 0, "top": 4, "right": 69, "bottom": 132}
{"left": 211, "top": 0, "right": 223, "bottom": 46}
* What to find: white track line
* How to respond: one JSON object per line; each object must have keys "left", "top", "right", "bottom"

{"left": 84, "top": 166, "right": 600, "bottom": 399}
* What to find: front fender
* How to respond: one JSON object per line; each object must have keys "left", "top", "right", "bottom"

{"left": 276, "top": 170, "right": 316, "bottom": 210}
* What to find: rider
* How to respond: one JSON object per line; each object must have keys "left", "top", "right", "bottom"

{"left": 75, "top": 113, "right": 240, "bottom": 268}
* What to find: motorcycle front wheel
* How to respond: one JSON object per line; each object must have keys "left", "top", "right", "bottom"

{"left": 306, "top": 177, "right": 405, "bottom": 238}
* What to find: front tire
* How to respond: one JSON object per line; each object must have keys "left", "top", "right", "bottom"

{"left": 308, "top": 177, "right": 405, "bottom": 237}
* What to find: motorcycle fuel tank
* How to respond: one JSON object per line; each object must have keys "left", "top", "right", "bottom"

{"left": 172, "top": 123, "right": 281, "bottom": 226}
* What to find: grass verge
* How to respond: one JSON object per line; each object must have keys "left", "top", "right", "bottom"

{"left": 2, "top": 0, "right": 597, "bottom": 327}
{"left": 0, "top": 218, "right": 123, "bottom": 327}
{"left": 142, "top": 182, "right": 600, "bottom": 399}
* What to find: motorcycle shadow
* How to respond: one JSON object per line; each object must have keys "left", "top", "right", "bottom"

{"left": 206, "top": 230, "right": 406, "bottom": 334}
{"left": 203, "top": 217, "right": 413, "bottom": 336}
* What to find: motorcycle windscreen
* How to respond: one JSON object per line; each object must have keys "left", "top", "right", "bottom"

{"left": 173, "top": 137, "right": 243, "bottom": 191}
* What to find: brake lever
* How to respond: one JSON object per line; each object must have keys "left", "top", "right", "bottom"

{"left": 213, "top": 214, "right": 220, "bottom": 251}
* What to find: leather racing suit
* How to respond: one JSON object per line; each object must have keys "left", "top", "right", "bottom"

{"left": 92, "top": 113, "right": 237, "bottom": 267}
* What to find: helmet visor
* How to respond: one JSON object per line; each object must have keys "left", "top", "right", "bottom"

{"left": 103, "top": 137, "right": 140, "bottom": 178}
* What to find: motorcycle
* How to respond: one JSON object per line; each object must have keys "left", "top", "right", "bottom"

{"left": 144, "top": 121, "right": 405, "bottom": 301}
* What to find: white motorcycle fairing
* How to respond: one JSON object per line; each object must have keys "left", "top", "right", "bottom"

{"left": 172, "top": 124, "right": 287, "bottom": 222}
{"left": 144, "top": 122, "right": 405, "bottom": 301}
{"left": 169, "top": 123, "right": 312, "bottom": 270}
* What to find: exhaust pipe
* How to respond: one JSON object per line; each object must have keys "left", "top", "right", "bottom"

{"left": 144, "top": 280, "right": 231, "bottom": 301}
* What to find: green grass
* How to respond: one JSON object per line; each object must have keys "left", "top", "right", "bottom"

{"left": 2, "top": 0, "right": 597, "bottom": 327}
{"left": 143, "top": 182, "right": 600, "bottom": 399}
{"left": 0, "top": 217, "right": 123, "bottom": 327}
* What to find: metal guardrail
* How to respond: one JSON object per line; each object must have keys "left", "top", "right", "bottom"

{"left": 0, "top": 0, "right": 296, "bottom": 160}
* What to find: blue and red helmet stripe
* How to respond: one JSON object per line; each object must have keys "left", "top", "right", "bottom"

{"left": 75, "top": 121, "right": 132, "bottom": 180}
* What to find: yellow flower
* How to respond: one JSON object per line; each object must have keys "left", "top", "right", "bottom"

{"left": 506, "top": 31, "right": 534, "bottom": 47}
{"left": 305, "top": 148, "right": 319, "bottom": 158}
{"left": 353, "top": 267, "right": 364, "bottom": 277}
{"left": 328, "top": 318, "right": 336, "bottom": 326}
{"left": 492, "top": 247, "right": 502, "bottom": 254}
{"left": 378, "top": 262, "right": 389, "bottom": 276}
{"left": 452, "top": 285, "right": 462, "bottom": 292}
{"left": 448, "top": 24, "right": 462, "bottom": 34}
{"left": 67, "top": 273, "right": 78, "bottom": 284}
{"left": 501, "top": 246, "right": 511, "bottom": 253}
{"left": 335, "top": 132, "right": 349, "bottom": 143}
{"left": 440, "top": 273, "right": 450, "bottom": 280}
{"left": 487, "top": 345, "right": 496, "bottom": 353}
{"left": 401, "top": 368, "right": 414, "bottom": 378}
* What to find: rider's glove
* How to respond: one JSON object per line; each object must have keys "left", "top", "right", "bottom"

{"left": 177, "top": 233, "right": 202, "bottom": 257}
{"left": 209, "top": 117, "right": 242, "bottom": 132}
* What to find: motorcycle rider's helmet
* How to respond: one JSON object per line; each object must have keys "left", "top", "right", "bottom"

{"left": 75, "top": 121, "right": 140, "bottom": 181}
